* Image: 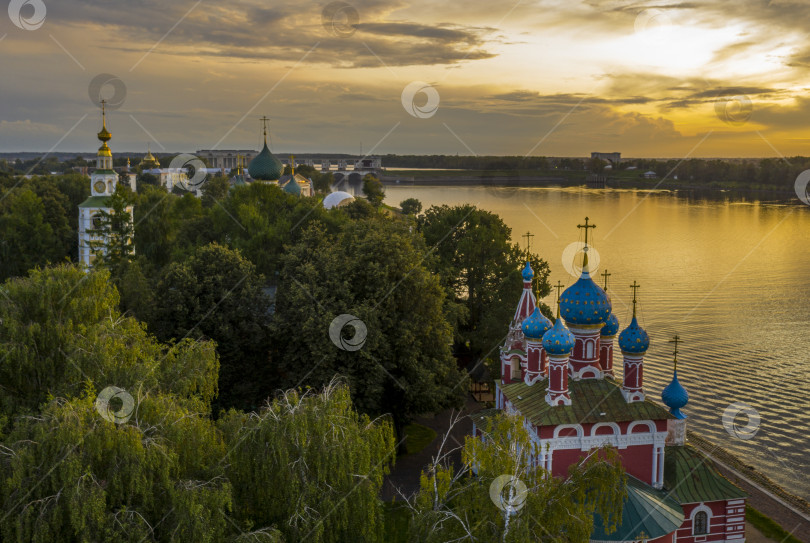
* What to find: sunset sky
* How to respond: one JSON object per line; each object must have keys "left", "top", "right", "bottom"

{"left": 2, "top": 0, "right": 809, "bottom": 157}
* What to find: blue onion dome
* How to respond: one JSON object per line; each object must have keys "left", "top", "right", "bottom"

{"left": 560, "top": 271, "right": 612, "bottom": 326}
{"left": 601, "top": 312, "right": 620, "bottom": 337}
{"left": 542, "top": 318, "right": 575, "bottom": 356}
{"left": 661, "top": 370, "right": 689, "bottom": 419}
{"left": 283, "top": 179, "right": 302, "bottom": 195}
{"left": 522, "top": 307, "right": 553, "bottom": 340}
{"left": 618, "top": 316, "right": 650, "bottom": 354}
{"left": 522, "top": 261, "right": 534, "bottom": 281}
{"left": 248, "top": 142, "right": 283, "bottom": 181}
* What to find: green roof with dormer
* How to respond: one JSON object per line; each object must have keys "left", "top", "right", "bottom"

{"left": 248, "top": 142, "right": 283, "bottom": 181}
{"left": 500, "top": 378, "right": 674, "bottom": 427}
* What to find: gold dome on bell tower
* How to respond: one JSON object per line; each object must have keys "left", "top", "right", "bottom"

{"left": 97, "top": 100, "right": 112, "bottom": 158}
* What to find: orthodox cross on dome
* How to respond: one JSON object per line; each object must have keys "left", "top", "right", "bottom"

{"left": 669, "top": 334, "right": 681, "bottom": 371}
{"left": 554, "top": 280, "right": 565, "bottom": 318}
{"left": 577, "top": 216, "right": 596, "bottom": 267}
{"left": 522, "top": 231, "right": 534, "bottom": 259}
{"left": 637, "top": 531, "right": 649, "bottom": 543}
{"left": 629, "top": 280, "right": 641, "bottom": 317}
{"left": 260, "top": 116, "right": 270, "bottom": 146}
{"left": 290, "top": 154, "right": 295, "bottom": 176}
{"left": 601, "top": 269, "right": 611, "bottom": 291}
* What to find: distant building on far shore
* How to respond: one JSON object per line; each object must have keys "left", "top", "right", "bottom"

{"left": 591, "top": 151, "right": 621, "bottom": 164}
{"left": 197, "top": 149, "right": 258, "bottom": 170}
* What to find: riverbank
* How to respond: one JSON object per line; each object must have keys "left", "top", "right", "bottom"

{"left": 381, "top": 170, "right": 797, "bottom": 197}
{"left": 688, "top": 431, "right": 810, "bottom": 543}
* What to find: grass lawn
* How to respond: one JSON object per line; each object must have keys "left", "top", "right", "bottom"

{"left": 402, "top": 422, "right": 437, "bottom": 456}
{"left": 746, "top": 506, "right": 803, "bottom": 543}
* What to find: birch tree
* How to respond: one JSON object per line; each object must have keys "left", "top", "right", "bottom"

{"left": 404, "top": 411, "right": 626, "bottom": 543}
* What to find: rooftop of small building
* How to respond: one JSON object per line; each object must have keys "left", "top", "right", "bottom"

{"left": 663, "top": 444, "right": 747, "bottom": 503}
{"left": 591, "top": 474, "right": 684, "bottom": 541}
{"left": 500, "top": 377, "right": 675, "bottom": 427}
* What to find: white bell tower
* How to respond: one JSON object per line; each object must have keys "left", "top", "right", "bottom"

{"left": 77, "top": 100, "right": 133, "bottom": 268}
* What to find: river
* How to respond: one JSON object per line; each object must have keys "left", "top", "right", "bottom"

{"left": 385, "top": 184, "right": 810, "bottom": 501}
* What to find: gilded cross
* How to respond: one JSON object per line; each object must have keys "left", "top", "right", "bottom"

{"left": 669, "top": 335, "right": 681, "bottom": 370}
{"left": 522, "top": 231, "right": 535, "bottom": 257}
{"left": 577, "top": 216, "right": 596, "bottom": 246}
{"left": 601, "top": 269, "right": 611, "bottom": 291}
{"left": 554, "top": 280, "right": 565, "bottom": 318}
{"left": 260, "top": 116, "right": 270, "bottom": 144}
{"left": 630, "top": 281, "right": 640, "bottom": 317}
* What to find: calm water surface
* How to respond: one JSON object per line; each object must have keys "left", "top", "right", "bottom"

{"left": 386, "top": 185, "right": 810, "bottom": 500}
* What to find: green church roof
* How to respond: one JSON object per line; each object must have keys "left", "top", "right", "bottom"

{"left": 78, "top": 195, "right": 111, "bottom": 208}
{"left": 247, "top": 142, "right": 283, "bottom": 181}
{"left": 663, "top": 445, "right": 747, "bottom": 504}
{"left": 500, "top": 378, "right": 674, "bottom": 427}
{"left": 591, "top": 475, "right": 684, "bottom": 541}
{"left": 282, "top": 179, "right": 302, "bottom": 195}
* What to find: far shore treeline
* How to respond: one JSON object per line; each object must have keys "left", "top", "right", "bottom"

{"left": 3, "top": 153, "right": 810, "bottom": 191}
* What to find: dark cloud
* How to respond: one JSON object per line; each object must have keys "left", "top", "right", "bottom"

{"left": 489, "top": 92, "right": 652, "bottom": 106}
{"left": 41, "top": 0, "right": 497, "bottom": 68}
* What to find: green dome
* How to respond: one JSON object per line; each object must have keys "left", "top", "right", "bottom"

{"left": 283, "top": 179, "right": 302, "bottom": 196}
{"left": 248, "top": 143, "right": 283, "bottom": 181}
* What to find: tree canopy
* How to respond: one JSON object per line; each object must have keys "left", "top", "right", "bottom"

{"left": 418, "top": 204, "right": 552, "bottom": 370}
{"left": 271, "top": 217, "right": 467, "bottom": 438}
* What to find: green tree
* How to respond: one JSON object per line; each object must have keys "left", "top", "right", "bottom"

{"left": 202, "top": 174, "right": 231, "bottom": 206}
{"left": 219, "top": 380, "right": 395, "bottom": 543}
{"left": 149, "top": 243, "right": 272, "bottom": 411}
{"left": 406, "top": 412, "right": 626, "bottom": 542}
{"left": 0, "top": 391, "right": 236, "bottom": 543}
{"left": 362, "top": 173, "right": 385, "bottom": 207}
{"left": 588, "top": 157, "right": 607, "bottom": 173}
{"left": 419, "top": 205, "right": 551, "bottom": 368}
{"left": 400, "top": 198, "right": 422, "bottom": 216}
{"left": 138, "top": 171, "right": 161, "bottom": 187}
{"left": 0, "top": 188, "right": 66, "bottom": 281}
{"left": 87, "top": 186, "right": 135, "bottom": 281}
{"left": 0, "top": 265, "right": 219, "bottom": 419}
{"left": 209, "top": 182, "right": 344, "bottom": 277}
{"left": 272, "top": 219, "right": 467, "bottom": 440}
{"left": 315, "top": 171, "right": 334, "bottom": 193}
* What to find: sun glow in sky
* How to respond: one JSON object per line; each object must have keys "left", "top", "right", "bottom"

{"left": 1, "top": 0, "right": 809, "bottom": 157}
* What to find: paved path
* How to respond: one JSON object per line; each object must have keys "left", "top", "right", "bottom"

{"left": 382, "top": 397, "right": 482, "bottom": 501}
{"left": 710, "top": 461, "right": 810, "bottom": 543}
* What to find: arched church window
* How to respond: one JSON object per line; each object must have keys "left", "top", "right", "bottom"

{"left": 693, "top": 511, "right": 709, "bottom": 535}
{"left": 585, "top": 341, "right": 594, "bottom": 358}
{"left": 511, "top": 358, "right": 521, "bottom": 379}
{"left": 91, "top": 214, "right": 103, "bottom": 229}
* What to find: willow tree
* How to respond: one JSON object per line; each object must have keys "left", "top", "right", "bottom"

{"left": 218, "top": 380, "right": 396, "bottom": 543}
{"left": 0, "top": 265, "right": 219, "bottom": 419}
{"left": 405, "top": 412, "right": 626, "bottom": 542}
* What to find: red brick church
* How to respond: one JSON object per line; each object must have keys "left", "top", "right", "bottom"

{"left": 477, "top": 218, "right": 747, "bottom": 542}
